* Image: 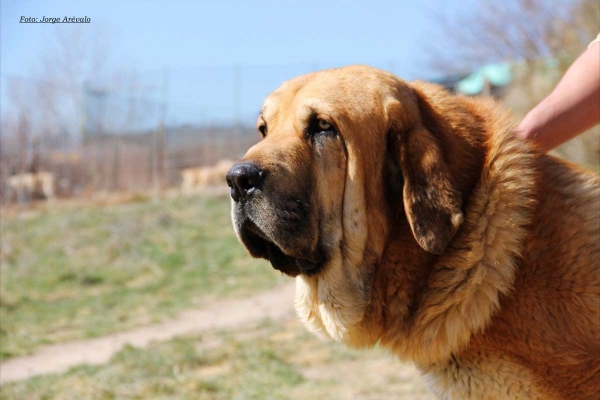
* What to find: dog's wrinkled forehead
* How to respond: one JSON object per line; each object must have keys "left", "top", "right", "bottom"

{"left": 260, "top": 77, "right": 341, "bottom": 129}
{"left": 261, "top": 94, "right": 334, "bottom": 127}
{"left": 259, "top": 65, "right": 419, "bottom": 136}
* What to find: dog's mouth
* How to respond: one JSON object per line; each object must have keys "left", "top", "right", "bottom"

{"left": 243, "top": 220, "right": 325, "bottom": 277}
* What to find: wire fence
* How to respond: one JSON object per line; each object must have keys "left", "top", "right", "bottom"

{"left": 1, "top": 60, "right": 598, "bottom": 204}
{"left": 2, "top": 63, "right": 361, "bottom": 202}
{"left": 0, "top": 65, "right": 280, "bottom": 203}
{"left": 0, "top": 64, "right": 377, "bottom": 203}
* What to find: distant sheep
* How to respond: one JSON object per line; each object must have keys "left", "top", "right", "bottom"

{"left": 181, "top": 159, "right": 234, "bottom": 193}
{"left": 6, "top": 171, "right": 56, "bottom": 201}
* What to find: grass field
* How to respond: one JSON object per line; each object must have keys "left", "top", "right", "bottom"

{"left": 0, "top": 192, "right": 436, "bottom": 399}
{"left": 0, "top": 317, "right": 434, "bottom": 400}
{"left": 0, "top": 193, "right": 285, "bottom": 360}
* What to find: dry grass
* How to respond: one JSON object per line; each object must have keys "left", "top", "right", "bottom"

{"left": 0, "top": 192, "right": 285, "bottom": 360}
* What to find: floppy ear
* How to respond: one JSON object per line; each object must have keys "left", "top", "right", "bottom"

{"left": 389, "top": 105, "right": 464, "bottom": 255}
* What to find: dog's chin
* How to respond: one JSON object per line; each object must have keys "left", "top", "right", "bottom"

{"left": 265, "top": 242, "right": 325, "bottom": 277}
{"left": 239, "top": 220, "right": 324, "bottom": 277}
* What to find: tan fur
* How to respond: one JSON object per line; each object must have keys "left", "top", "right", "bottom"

{"left": 233, "top": 65, "right": 600, "bottom": 399}
{"left": 419, "top": 352, "right": 562, "bottom": 399}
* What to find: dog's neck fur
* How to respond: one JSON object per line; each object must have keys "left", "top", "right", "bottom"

{"left": 295, "top": 93, "right": 539, "bottom": 367}
{"left": 374, "top": 119, "right": 538, "bottom": 365}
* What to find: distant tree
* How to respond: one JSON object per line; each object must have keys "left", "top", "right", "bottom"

{"left": 33, "top": 26, "right": 144, "bottom": 142}
{"left": 427, "top": 0, "right": 599, "bottom": 75}
{"left": 1, "top": 26, "right": 152, "bottom": 197}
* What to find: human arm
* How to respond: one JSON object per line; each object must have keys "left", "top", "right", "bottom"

{"left": 516, "top": 39, "right": 600, "bottom": 152}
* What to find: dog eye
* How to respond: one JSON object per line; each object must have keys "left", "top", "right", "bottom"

{"left": 312, "top": 119, "right": 336, "bottom": 136}
{"left": 258, "top": 125, "right": 267, "bottom": 137}
{"left": 318, "top": 120, "right": 331, "bottom": 131}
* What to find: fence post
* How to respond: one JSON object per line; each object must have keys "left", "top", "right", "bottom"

{"left": 112, "top": 139, "right": 120, "bottom": 191}
{"left": 153, "top": 122, "right": 166, "bottom": 195}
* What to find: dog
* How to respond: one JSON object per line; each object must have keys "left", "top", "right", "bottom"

{"left": 226, "top": 65, "right": 600, "bottom": 399}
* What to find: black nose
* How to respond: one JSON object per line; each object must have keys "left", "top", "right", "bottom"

{"left": 226, "top": 162, "right": 265, "bottom": 202}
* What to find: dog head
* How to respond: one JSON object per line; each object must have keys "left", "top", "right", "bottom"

{"left": 228, "top": 65, "right": 475, "bottom": 279}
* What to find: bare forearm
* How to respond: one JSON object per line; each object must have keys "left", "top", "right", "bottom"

{"left": 517, "top": 43, "right": 600, "bottom": 152}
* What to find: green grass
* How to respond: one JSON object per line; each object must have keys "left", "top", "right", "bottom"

{"left": 0, "top": 318, "right": 434, "bottom": 400}
{"left": 0, "top": 193, "right": 285, "bottom": 360}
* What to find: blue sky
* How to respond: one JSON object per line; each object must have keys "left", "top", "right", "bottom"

{"left": 1, "top": 0, "right": 476, "bottom": 126}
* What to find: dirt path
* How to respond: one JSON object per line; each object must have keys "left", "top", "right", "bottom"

{"left": 0, "top": 282, "right": 296, "bottom": 385}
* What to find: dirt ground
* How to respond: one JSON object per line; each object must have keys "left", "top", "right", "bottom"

{"left": 0, "top": 282, "right": 296, "bottom": 384}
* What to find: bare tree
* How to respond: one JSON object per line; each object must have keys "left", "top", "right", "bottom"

{"left": 426, "top": 0, "right": 599, "bottom": 75}
{"left": 2, "top": 79, "right": 37, "bottom": 175}
{"left": 1, "top": 26, "right": 158, "bottom": 198}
